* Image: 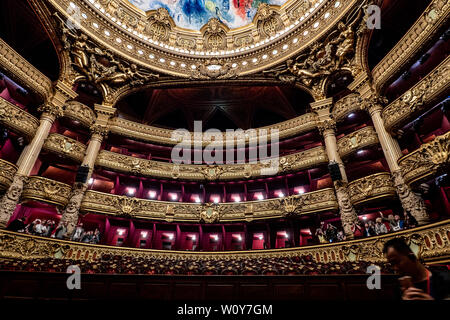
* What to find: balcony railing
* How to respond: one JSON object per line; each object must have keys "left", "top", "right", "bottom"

{"left": 108, "top": 113, "right": 318, "bottom": 147}
{"left": 398, "top": 131, "right": 450, "bottom": 185}
{"left": 332, "top": 93, "right": 362, "bottom": 122}
{"left": 0, "top": 220, "right": 448, "bottom": 264}
{"left": 43, "top": 133, "right": 87, "bottom": 163}
{"left": 348, "top": 172, "right": 397, "bottom": 205}
{"left": 0, "top": 98, "right": 40, "bottom": 140}
{"left": 0, "top": 159, "right": 17, "bottom": 191}
{"left": 21, "top": 176, "right": 72, "bottom": 207}
{"left": 96, "top": 146, "right": 328, "bottom": 181}
{"left": 80, "top": 188, "right": 338, "bottom": 222}
{"left": 337, "top": 126, "right": 379, "bottom": 159}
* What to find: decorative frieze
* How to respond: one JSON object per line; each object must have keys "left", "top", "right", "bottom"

{"left": 332, "top": 93, "right": 362, "bottom": 122}
{"left": 80, "top": 188, "right": 338, "bottom": 223}
{"left": 348, "top": 172, "right": 397, "bottom": 205}
{"left": 0, "top": 98, "right": 40, "bottom": 140}
{"left": 382, "top": 57, "right": 450, "bottom": 133}
{"left": 21, "top": 176, "right": 72, "bottom": 207}
{"left": 43, "top": 133, "right": 87, "bottom": 163}
{"left": 337, "top": 126, "right": 379, "bottom": 158}
{"left": 95, "top": 146, "right": 327, "bottom": 181}
{"left": 398, "top": 131, "right": 450, "bottom": 186}
{"left": 108, "top": 113, "right": 318, "bottom": 146}
{"left": 63, "top": 101, "right": 96, "bottom": 128}
{"left": 0, "top": 159, "right": 18, "bottom": 191}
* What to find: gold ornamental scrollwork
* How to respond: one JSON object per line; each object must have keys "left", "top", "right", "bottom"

{"left": 63, "top": 100, "right": 96, "bottom": 128}
{"left": 0, "top": 221, "right": 449, "bottom": 262}
{"left": 398, "top": 131, "right": 450, "bottom": 186}
{"left": 264, "top": 8, "right": 364, "bottom": 100}
{"left": 201, "top": 18, "right": 228, "bottom": 52}
{"left": 95, "top": 147, "right": 327, "bottom": 181}
{"left": 0, "top": 159, "right": 18, "bottom": 191}
{"left": 144, "top": 8, "right": 174, "bottom": 42}
{"left": 0, "top": 98, "right": 40, "bottom": 140}
{"left": 56, "top": 13, "right": 160, "bottom": 103}
{"left": 190, "top": 58, "right": 237, "bottom": 80}
{"left": 348, "top": 172, "right": 396, "bottom": 205}
{"left": 43, "top": 133, "right": 87, "bottom": 163}
{"left": 199, "top": 203, "right": 221, "bottom": 223}
{"left": 337, "top": 126, "right": 379, "bottom": 159}
{"left": 254, "top": 4, "right": 284, "bottom": 39}
{"left": 80, "top": 188, "right": 338, "bottom": 222}
{"left": 21, "top": 176, "right": 72, "bottom": 207}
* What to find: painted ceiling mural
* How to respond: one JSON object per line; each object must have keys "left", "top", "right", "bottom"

{"left": 128, "top": 0, "right": 288, "bottom": 30}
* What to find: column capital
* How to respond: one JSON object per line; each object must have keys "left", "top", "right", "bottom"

{"left": 317, "top": 118, "right": 337, "bottom": 136}
{"left": 89, "top": 123, "right": 109, "bottom": 139}
{"left": 37, "top": 103, "right": 64, "bottom": 122}
{"left": 360, "top": 94, "right": 388, "bottom": 116}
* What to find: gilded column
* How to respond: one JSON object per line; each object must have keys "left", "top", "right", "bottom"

{"left": 61, "top": 105, "right": 115, "bottom": 236}
{"left": 361, "top": 95, "right": 429, "bottom": 225}
{"left": 0, "top": 81, "right": 77, "bottom": 227}
{"left": 311, "top": 98, "right": 359, "bottom": 239}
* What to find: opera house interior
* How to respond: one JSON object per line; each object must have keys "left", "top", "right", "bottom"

{"left": 0, "top": 0, "right": 449, "bottom": 305}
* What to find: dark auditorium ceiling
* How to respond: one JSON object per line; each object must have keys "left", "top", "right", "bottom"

{"left": 115, "top": 85, "right": 314, "bottom": 131}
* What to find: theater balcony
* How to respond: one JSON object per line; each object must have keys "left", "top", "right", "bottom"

{"left": 0, "top": 0, "right": 449, "bottom": 302}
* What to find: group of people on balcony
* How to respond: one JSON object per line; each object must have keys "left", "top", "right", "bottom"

{"left": 315, "top": 223, "right": 346, "bottom": 244}
{"left": 7, "top": 218, "right": 101, "bottom": 244}
{"left": 352, "top": 212, "right": 418, "bottom": 239}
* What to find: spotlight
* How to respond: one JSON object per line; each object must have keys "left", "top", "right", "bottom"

{"left": 126, "top": 188, "right": 136, "bottom": 196}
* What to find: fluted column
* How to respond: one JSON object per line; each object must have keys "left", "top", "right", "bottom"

{"left": 363, "top": 97, "right": 429, "bottom": 225}
{"left": 311, "top": 98, "right": 358, "bottom": 239}
{"left": 0, "top": 81, "right": 77, "bottom": 227}
{"left": 61, "top": 104, "right": 115, "bottom": 236}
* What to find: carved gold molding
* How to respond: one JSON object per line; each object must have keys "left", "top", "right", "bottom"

{"left": 108, "top": 112, "right": 318, "bottom": 147}
{"left": 0, "top": 220, "right": 448, "bottom": 264}
{"left": 398, "top": 131, "right": 450, "bottom": 186}
{"left": 348, "top": 172, "right": 396, "bottom": 206}
{"left": 0, "top": 38, "right": 53, "bottom": 102}
{"left": 80, "top": 188, "right": 338, "bottom": 222}
{"left": 21, "top": 176, "right": 72, "bottom": 207}
{"left": 0, "top": 98, "right": 40, "bottom": 141}
{"left": 45, "top": 0, "right": 357, "bottom": 78}
{"left": 43, "top": 133, "right": 87, "bottom": 163}
{"left": 337, "top": 126, "right": 379, "bottom": 159}
{"left": 0, "top": 159, "right": 18, "bottom": 191}
{"left": 372, "top": 0, "right": 449, "bottom": 92}
{"left": 332, "top": 93, "right": 362, "bottom": 122}
{"left": 63, "top": 100, "right": 96, "bottom": 128}
{"left": 96, "top": 146, "right": 327, "bottom": 181}
{"left": 382, "top": 56, "right": 450, "bottom": 133}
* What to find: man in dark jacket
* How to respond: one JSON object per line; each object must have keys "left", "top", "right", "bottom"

{"left": 383, "top": 237, "right": 450, "bottom": 300}
{"left": 7, "top": 217, "right": 26, "bottom": 232}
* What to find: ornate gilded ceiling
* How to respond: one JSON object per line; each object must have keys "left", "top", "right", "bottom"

{"left": 48, "top": 0, "right": 356, "bottom": 79}
{"left": 127, "top": 0, "right": 290, "bottom": 30}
